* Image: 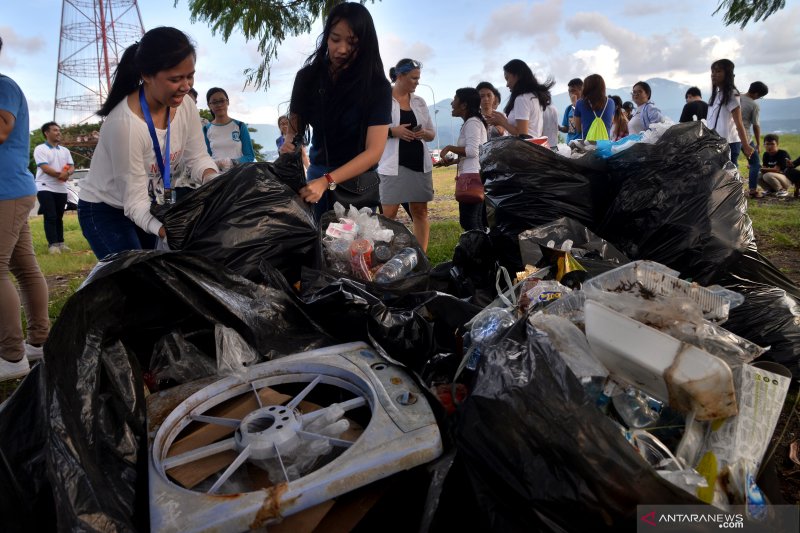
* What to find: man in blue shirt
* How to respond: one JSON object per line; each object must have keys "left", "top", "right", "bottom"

{"left": 0, "top": 35, "right": 50, "bottom": 381}
{"left": 558, "top": 78, "right": 583, "bottom": 143}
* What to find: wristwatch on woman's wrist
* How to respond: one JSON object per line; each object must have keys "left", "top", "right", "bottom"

{"left": 324, "top": 173, "right": 337, "bottom": 190}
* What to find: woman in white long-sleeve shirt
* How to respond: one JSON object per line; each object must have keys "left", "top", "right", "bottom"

{"left": 378, "top": 58, "right": 435, "bottom": 251}
{"left": 78, "top": 27, "right": 217, "bottom": 260}
{"left": 438, "top": 88, "right": 488, "bottom": 231}
{"left": 486, "top": 59, "right": 553, "bottom": 139}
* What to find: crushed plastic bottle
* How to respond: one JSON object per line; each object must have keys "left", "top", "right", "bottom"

{"left": 373, "top": 243, "right": 392, "bottom": 264}
{"left": 613, "top": 386, "right": 663, "bottom": 429}
{"left": 466, "top": 308, "right": 516, "bottom": 370}
{"left": 374, "top": 247, "right": 418, "bottom": 283}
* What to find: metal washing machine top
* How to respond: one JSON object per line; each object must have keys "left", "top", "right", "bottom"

{"left": 147, "top": 341, "right": 443, "bottom": 532}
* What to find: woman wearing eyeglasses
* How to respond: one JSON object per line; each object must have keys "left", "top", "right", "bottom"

{"left": 280, "top": 2, "right": 391, "bottom": 221}
{"left": 202, "top": 87, "right": 256, "bottom": 171}
{"left": 628, "top": 81, "right": 664, "bottom": 135}
{"left": 486, "top": 59, "right": 553, "bottom": 138}
{"left": 378, "top": 58, "right": 435, "bottom": 251}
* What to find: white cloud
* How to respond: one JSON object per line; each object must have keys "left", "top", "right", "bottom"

{"left": 566, "top": 12, "right": 735, "bottom": 80}
{"left": 480, "top": 0, "right": 562, "bottom": 48}
{"left": 621, "top": 1, "right": 678, "bottom": 17}
{"left": 737, "top": 5, "right": 800, "bottom": 66}
{"left": 571, "top": 45, "right": 623, "bottom": 87}
{"left": 0, "top": 26, "right": 45, "bottom": 67}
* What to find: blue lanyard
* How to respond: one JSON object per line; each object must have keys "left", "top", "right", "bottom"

{"left": 139, "top": 86, "right": 171, "bottom": 192}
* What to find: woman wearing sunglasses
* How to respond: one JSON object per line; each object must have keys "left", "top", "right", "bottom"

{"left": 378, "top": 58, "right": 435, "bottom": 251}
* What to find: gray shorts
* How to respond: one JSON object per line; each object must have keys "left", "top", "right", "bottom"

{"left": 379, "top": 165, "right": 434, "bottom": 204}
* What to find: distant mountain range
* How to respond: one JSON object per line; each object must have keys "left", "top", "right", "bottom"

{"left": 249, "top": 78, "right": 800, "bottom": 157}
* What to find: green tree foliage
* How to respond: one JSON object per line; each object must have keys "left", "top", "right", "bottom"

{"left": 248, "top": 127, "right": 266, "bottom": 162}
{"left": 178, "top": 0, "right": 375, "bottom": 90}
{"left": 714, "top": 0, "right": 785, "bottom": 27}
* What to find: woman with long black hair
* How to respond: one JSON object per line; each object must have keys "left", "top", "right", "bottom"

{"left": 438, "top": 88, "right": 488, "bottom": 231}
{"left": 708, "top": 58, "right": 754, "bottom": 166}
{"left": 486, "top": 59, "right": 553, "bottom": 138}
{"left": 280, "top": 2, "right": 391, "bottom": 220}
{"left": 77, "top": 27, "right": 217, "bottom": 259}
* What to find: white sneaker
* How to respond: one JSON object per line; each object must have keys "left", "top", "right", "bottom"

{"left": 24, "top": 342, "right": 44, "bottom": 362}
{"left": 58, "top": 242, "right": 71, "bottom": 252}
{"left": 776, "top": 190, "right": 789, "bottom": 198}
{"left": 48, "top": 245, "right": 61, "bottom": 254}
{"left": 0, "top": 354, "right": 30, "bottom": 382}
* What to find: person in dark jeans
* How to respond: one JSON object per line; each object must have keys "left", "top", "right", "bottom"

{"left": 33, "top": 121, "right": 74, "bottom": 253}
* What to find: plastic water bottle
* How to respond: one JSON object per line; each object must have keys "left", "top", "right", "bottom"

{"left": 374, "top": 247, "right": 418, "bottom": 283}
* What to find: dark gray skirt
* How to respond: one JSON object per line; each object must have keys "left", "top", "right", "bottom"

{"left": 379, "top": 165, "right": 434, "bottom": 204}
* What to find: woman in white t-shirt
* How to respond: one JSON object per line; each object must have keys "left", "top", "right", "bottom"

{"left": 438, "top": 88, "right": 488, "bottom": 231}
{"left": 202, "top": 87, "right": 256, "bottom": 171}
{"left": 486, "top": 59, "right": 553, "bottom": 139}
{"left": 707, "top": 59, "right": 754, "bottom": 166}
{"left": 78, "top": 27, "right": 218, "bottom": 260}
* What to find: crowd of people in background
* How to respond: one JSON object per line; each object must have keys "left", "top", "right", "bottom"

{"left": 1, "top": 1, "right": 799, "bottom": 381}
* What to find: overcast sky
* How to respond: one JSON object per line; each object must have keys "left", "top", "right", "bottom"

{"left": 2, "top": 0, "right": 799, "bottom": 129}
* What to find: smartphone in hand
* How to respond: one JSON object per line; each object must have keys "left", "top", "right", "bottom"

{"left": 412, "top": 125, "right": 422, "bottom": 132}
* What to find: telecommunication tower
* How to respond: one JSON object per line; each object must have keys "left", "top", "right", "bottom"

{"left": 54, "top": 0, "right": 145, "bottom": 124}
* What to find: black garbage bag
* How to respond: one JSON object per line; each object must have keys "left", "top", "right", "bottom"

{"left": 481, "top": 137, "right": 612, "bottom": 271}
{"left": 454, "top": 319, "right": 698, "bottom": 532}
{"left": 714, "top": 251, "right": 800, "bottom": 379}
{"left": 317, "top": 210, "right": 432, "bottom": 294}
{"left": 0, "top": 252, "right": 332, "bottom": 531}
{"left": 428, "top": 230, "right": 501, "bottom": 308}
{"left": 0, "top": 365, "right": 55, "bottom": 532}
{"left": 299, "top": 267, "right": 482, "bottom": 371}
{"left": 156, "top": 162, "right": 319, "bottom": 284}
{"left": 599, "top": 122, "right": 754, "bottom": 285}
{"left": 518, "top": 216, "right": 629, "bottom": 267}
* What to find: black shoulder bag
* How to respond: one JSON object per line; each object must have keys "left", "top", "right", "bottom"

{"left": 321, "top": 89, "right": 381, "bottom": 210}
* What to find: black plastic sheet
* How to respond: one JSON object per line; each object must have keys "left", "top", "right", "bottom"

{"left": 454, "top": 319, "right": 699, "bottom": 532}
{"left": 715, "top": 251, "right": 800, "bottom": 379}
{"left": 428, "top": 230, "right": 501, "bottom": 308}
{"left": 599, "top": 121, "right": 754, "bottom": 285}
{"left": 0, "top": 252, "right": 332, "bottom": 531}
{"left": 157, "top": 162, "right": 319, "bottom": 284}
{"left": 518, "top": 216, "right": 629, "bottom": 267}
{"left": 299, "top": 267, "right": 482, "bottom": 372}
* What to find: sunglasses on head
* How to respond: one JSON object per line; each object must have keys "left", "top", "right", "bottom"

{"left": 397, "top": 60, "right": 422, "bottom": 73}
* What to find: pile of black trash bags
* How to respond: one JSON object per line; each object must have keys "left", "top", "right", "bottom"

{"left": 1, "top": 121, "right": 798, "bottom": 532}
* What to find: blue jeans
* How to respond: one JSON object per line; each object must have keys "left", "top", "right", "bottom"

{"left": 78, "top": 200, "right": 156, "bottom": 260}
{"left": 747, "top": 140, "right": 760, "bottom": 190}
{"left": 729, "top": 142, "right": 742, "bottom": 165}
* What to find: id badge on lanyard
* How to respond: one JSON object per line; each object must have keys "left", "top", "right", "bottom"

{"left": 139, "top": 86, "right": 174, "bottom": 204}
